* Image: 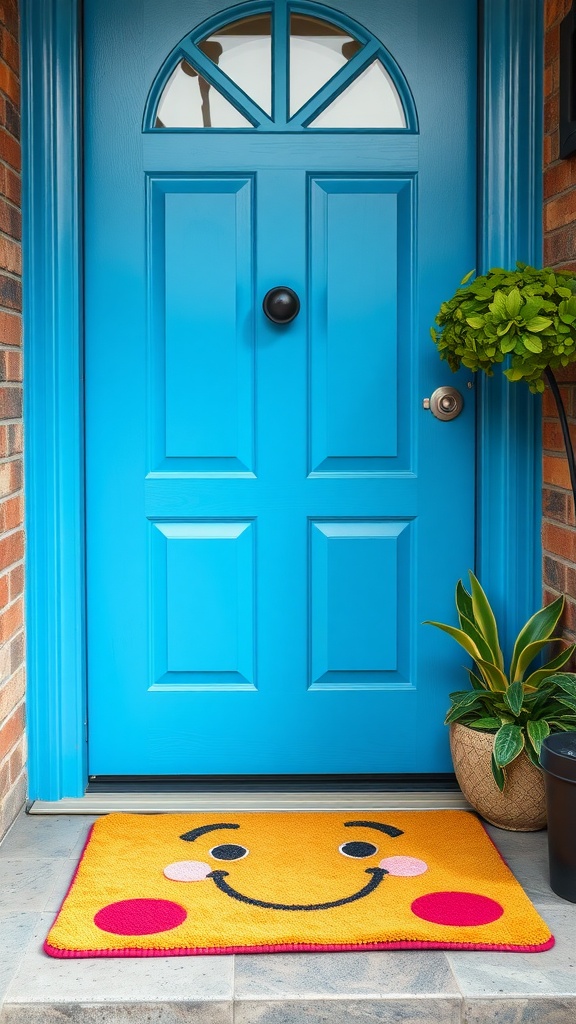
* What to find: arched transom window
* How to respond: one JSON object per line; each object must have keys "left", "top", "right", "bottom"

{"left": 145, "top": 3, "right": 417, "bottom": 131}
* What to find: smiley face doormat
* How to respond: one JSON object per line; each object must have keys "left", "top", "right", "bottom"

{"left": 44, "top": 810, "right": 553, "bottom": 957}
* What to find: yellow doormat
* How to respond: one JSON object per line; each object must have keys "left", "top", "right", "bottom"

{"left": 44, "top": 810, "right": 553, "bottom": 957}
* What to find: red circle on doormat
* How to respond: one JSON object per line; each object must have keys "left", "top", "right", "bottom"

{"left": 411, "top": 891, "right": 504, "bottom": 927}
{"left": 94, "top": 898, "right": 187, "bottom": 935}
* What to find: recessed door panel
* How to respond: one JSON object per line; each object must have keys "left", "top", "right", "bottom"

{"left": 150, "top": 177, "right": 255, "bottom": 473}
{"left": 309, "top": 178, "right": 412, "bottom": 474}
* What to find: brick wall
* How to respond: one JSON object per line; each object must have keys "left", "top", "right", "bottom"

{"left": 0, "top": 0, "right": 24, "bottom": 840}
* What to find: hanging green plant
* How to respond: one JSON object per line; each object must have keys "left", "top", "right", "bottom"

{"left": 430, "top": 263, "right": 576, "bottom": 394}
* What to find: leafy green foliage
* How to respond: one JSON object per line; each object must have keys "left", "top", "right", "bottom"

{"left": 425, "top": 573, "right": 576, "bottom": 790}
{"left": 430, "top": 264, "right": 576, "bottom": 393}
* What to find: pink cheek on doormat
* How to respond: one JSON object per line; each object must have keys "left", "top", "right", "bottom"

{"left": 379, "top": 856, "right": 428, "bottom": 877}
{"left": 94, "top": 898, "right": 188, "bottom": 935}
{"left": 163, "top": 860, "right": 212, "bottom": 882}
{"left": 411, "top": 891, "right": 504, "bottom": 927}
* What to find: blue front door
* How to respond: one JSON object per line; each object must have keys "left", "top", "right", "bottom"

{"left": 85, "top": 0, "right": 477, "bottom": 776}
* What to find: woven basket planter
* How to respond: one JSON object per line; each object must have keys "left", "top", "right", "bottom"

{"left": 450, "top": 722, "right": 547, "bottom": 831}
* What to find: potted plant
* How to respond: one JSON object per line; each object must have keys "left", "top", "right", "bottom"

{"left": 430, "top": 263, "right": 576, "bottom": 510}
{"left": 425, "top": 572, "right": 576, "bottom": 830}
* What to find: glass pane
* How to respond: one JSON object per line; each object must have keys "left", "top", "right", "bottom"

{"left": 290, "top": 14, "right": 362, "bottom": 116}
{"left": 156, "top": 59, "right": 252, "bottom": 128}
{"left": 308, "top": 60, "right": 406, "bottom": 128}
{"left": 199, "top": 14, "right": 272, "bottom": 115}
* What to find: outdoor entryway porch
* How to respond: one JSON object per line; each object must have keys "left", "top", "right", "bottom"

{"left": 0, "top": 801, "right": 575, "bottom": 1024}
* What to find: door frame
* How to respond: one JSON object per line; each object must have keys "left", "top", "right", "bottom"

{"left": 21, "top": 0, "right": 544, "bottom": 801}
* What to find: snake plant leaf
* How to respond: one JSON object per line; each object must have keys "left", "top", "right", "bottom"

{"left": 474, "top": 657, "right": 508, "bottom": 692}
{"left": 468, "top": 669, "right": 488, "bottom": 691}
{"left": 491, "top": 751, "right": 506, "bottom": 791}
{"left": 509, "top": 595, "right": 564, "bottom": 682}
{"left": 523, "top": 645, "right": 576, "bottom": 689}
{"left": 456, "top": 580, "right": 474, "bottom": 624}
{"left": 458, "top": 615, "right": 497, "bottom": 664}
{"left": 423, "top": 621, "right": 483, "bottom": 663}
{"left": 513, "top": 638, "right": 563, "bottom": 683}
{"left": 494, "top": 723, "right": 525, "bottom": 767}
{"left": 526, "top": 719, "right": 550, "bottom": 755}
{"left": 503, "top": 680, "right": 524, "bottom": 717}
{"left": 468, "top": 572, "right": 504, "bottom": 669}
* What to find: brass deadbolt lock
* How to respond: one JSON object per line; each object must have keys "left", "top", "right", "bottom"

{"left": 423, "top": 386, "right": 464, "bottom": 421}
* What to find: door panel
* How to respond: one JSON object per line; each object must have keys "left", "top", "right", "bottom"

{"left": 84, "top": 0, "right": 477, "bottom": 776}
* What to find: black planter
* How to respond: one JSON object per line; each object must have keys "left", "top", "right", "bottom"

{"left": 541, "top": 732, "right": 576, "bottom": 903}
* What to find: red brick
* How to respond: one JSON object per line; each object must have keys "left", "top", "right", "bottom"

{"left": 545, "top": 93, "right": 560, "bottom": 136}
{"left": 0, "top": 759, "right": 9, "bottom": 799}
{"left": 0, "top": 529, "right": 23, "bottom": 571}
{"left": 0, "top": 495, "right": 22, "bottom": 533}
{"left": 0, "top": 4, "right": 19, "bottom": 40}
{"left": 0, "top": 29, "right": 18, "bottom": 76}
{"left": 0, "top": 164, "right": 19, "bottom": 206}
{"left": 0, "top": 236, "right": 19, "bottom": 276}
{"left": 545, "top": 0, "right": 572, "bottom": 30}
{"left": 543, "top": 383, "right": 572, "bottom": 417}
{"left": 9, "top": 629, "right": 23, "bottom": 670}
{"left": 0, "top": 273, "right": 20, "bottom": 310}
{"left": 544, "top": 554, "right": 566, "bottom": 591}
{"left": 8, "top": 735, "right": 23, "bottom": 783}
{"left": 0, "top": 198, "right": 20, "bottom": 240}
{"left": 543, "top": 485, "right": 575, "bottom": 525}
{"left": 567, "top": 565, "right": 576, "bottom": 599}
{"left": 8, "top": 563, "right": 22, "bottom": 600}
{"left": 0, "top": 701, "right": 23, "bottom": 761}
{"left": 0, "top": 385, "right": 20, "bottom": 418}
{"left": 543, "top": 521, "right": 576, "bottom": 561}
{"left": 0, "top": 59, "right": 18, "bottom": 106}
{"left": 0, "top": 311, "right": 20, "bottom": 346}
{"left": 545, "top": 23, "right": 561, "bottom": 65}
{"left": 545, "top": 190, "right": 576, "bottom": 232}
{"left": 0, "top": 596, "right": 22, "bottom": 643}
{"left": 0, "top": 351, "right": 21, "bottom": 382}
{"left": 0, "top": 665, "right": 24, "bottom": 721}
{"left": 0, "top": 125, "right": 19, "bottom": 171}
{"left": 543, "top": 453, "right": 573, "bottom": 490}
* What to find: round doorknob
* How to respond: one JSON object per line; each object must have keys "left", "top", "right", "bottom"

{"left": 262, "top": 286, "right": 300, "bottom": 324}
{"left": 424, "top": 386, "right": 464, "bottom": 421}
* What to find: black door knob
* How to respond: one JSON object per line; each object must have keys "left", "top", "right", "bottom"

{"left": 262, "top": 286, "right": 300, "bottom": 324}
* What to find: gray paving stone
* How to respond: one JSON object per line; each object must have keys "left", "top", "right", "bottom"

{"left": 0, "top": 955, "right": 21, "bottom": 1008}
{"left": 4, "top": 915, "right": 234, "bottom": 1006}
{"left": 0, "top": 1004, "right": 233, "bottom": 1024}
{"left": 43, "top": 861, "right": 77, "bottom": 914}
{"left": 485, "top": 826, "right": 565, "bottom": 908}
{"left": 0, "top": 861, "right": 65, "bottom": 912}
{"left": 234, "top": 950, "right": 460, "bottom": 999}
{"left": 233, "top": 997, "right": 462, "bottom": 1024}
{"left": 446, "top": 904, "right": 576, "bottom": 998}
{"left": 0, "top": 814, "right": 97, "bottom": 860}
{"left": 0, "top": 911, "right": 39, "bottom": 952}
{"left": 462, "top": 997, "right": 576, "bottom": 1024}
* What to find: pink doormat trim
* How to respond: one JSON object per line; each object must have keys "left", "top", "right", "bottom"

{"left": 44, "top": 935, "right": 556, "bottom": 958}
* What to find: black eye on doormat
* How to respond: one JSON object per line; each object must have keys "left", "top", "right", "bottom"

{"left": 560, "top": 3, "right": 576, "bottom": 159}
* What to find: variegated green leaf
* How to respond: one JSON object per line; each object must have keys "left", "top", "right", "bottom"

{"left": 468, "top": 572, "right": 504, "bottom": 669}
{"left": 526, "top": 719, "right": 550, "bottom": 756}
{"left": 491, "top": 751, "right": 505, "bottom": 791}
{"left": 474, "top": 657, "right": 508, "bottom": 692}
{"left": 509, "top": 595, "right": 564, "bottom": 683}
{"left": 423, "top": 621, "right": 483, "bottom": 663}
{"left": 503, "top": 680, "right": 524, "bottom": 717}
{"left": 494, "top": 724, "right": 524, "bottom": 767}
{"left": 523, "top": 645, "right": 576, "bottom": 689}
{"left": 459, "top": 615, "right": 497, "bottom": 664}
{"left": 456, "top": 580, "right": 474, "bottom": 624}
{"left": 513, "top": 639, "right": 561, "bottom": 683}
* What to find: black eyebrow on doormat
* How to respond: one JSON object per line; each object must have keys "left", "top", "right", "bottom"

{"left": 344, "top": 820, "right": 404, "bottom": 838}
{"left": 180, "top": 823, "right": 240, "bottom": 842}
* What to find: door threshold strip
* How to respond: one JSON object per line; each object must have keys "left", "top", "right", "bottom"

{"left": 28, "top": 791, "right": 471, "bottom": 814}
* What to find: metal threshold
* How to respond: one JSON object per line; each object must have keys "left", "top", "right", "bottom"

{"left": 28, "top": 791, "right": 471, "bottom": 814}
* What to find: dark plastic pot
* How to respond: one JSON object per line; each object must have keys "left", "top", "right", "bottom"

{"left": 540, "top": 732, "right": 576, "bottom": 903}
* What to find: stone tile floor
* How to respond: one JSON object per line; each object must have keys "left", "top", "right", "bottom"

{"left": 0, "top": 811, "right": 575, "bottom": 1023}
